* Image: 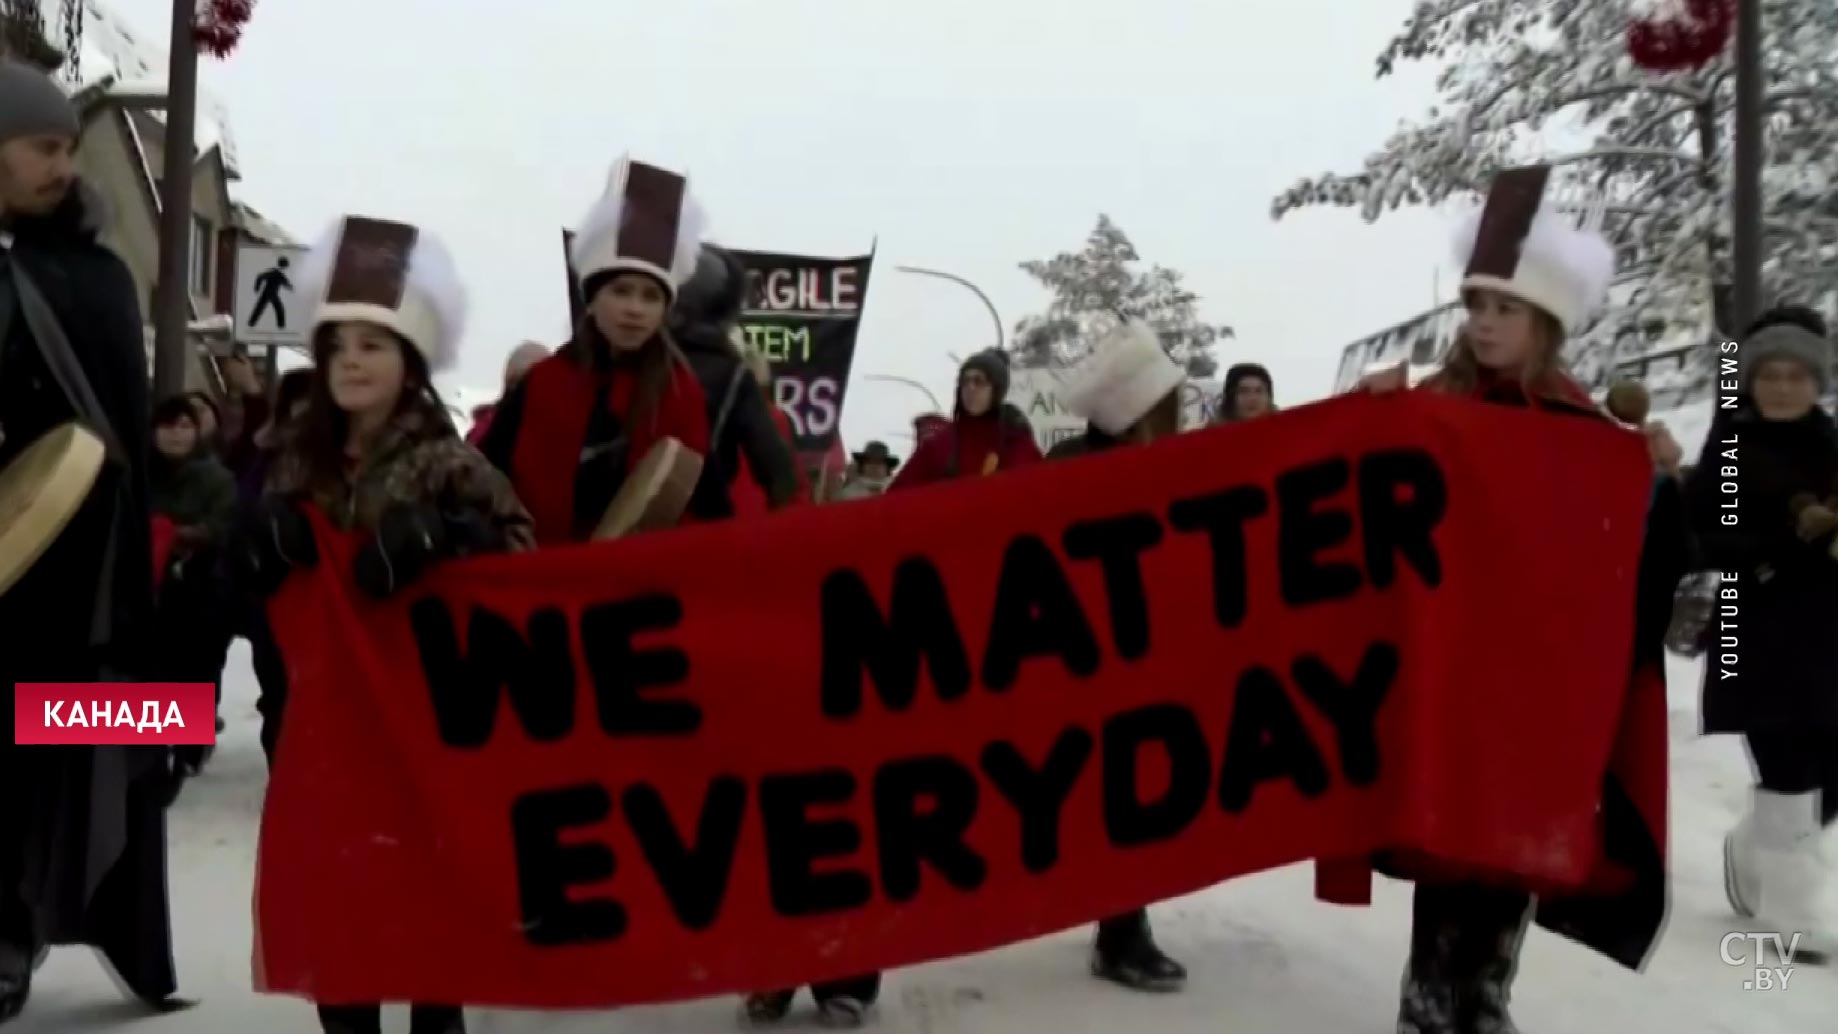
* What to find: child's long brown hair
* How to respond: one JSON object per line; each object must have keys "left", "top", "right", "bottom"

{"left": 1126, "top": 389, "right": 1184, "bottom": 443}
{"left": 294, "top": 324, "right": 447, "bottom": 495}
{"left": 563, "top": 316, "right": 688, "bottom": 446}
{"left": 1428, "top": 299, "right": 1568, "bottom": 400}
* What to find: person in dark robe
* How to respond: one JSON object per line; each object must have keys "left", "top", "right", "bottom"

{"left": 668, "top": 244, "right": 799, "bottom": 515}
{"left": 0, "top": 58, "right": 184, "bottom": 1024}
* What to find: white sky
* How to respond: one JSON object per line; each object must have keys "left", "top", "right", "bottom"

{"left": 109, "top": 0, "right": 1463, "bottom": 456}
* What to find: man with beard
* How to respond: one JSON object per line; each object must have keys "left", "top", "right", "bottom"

{"left": 0, "top": 59, "right": 184, "bottom": 1023}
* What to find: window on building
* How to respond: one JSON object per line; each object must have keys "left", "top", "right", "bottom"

{"left": 190, "top": 216, "right": 214, "bottom": 296}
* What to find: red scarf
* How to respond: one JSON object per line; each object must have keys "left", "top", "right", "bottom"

{"left": 509, "top": 350, "right": 710, "bottom": 545}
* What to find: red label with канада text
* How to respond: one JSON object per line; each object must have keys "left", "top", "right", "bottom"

{"left": 14, "top": 683, "right": 217, "bottom": 745}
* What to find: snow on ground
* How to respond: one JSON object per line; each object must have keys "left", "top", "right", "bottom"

{"left": 14, "top": 650, "right": 1836, "bottom": 1033}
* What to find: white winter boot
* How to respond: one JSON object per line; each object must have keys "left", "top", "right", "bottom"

{"left": 1749, "top": 789, "right": 1833, "bottom": 963}
{"left": 1724, "top": 792, "right": 1763, "bottom": 919}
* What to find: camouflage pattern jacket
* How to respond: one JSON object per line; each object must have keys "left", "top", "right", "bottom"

{"left": 267, "top": 400, "right": 535, "bottom": 552}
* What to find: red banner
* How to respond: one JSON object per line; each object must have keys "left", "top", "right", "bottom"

{"left": 257, "top": 392, "right": 1659, "bottom": 1009}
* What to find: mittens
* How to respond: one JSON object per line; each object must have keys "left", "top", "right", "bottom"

{"left": 1791, "top": 494, "right": 1838, "bottom": 543}
{"left": 232, "top": 498, "right": 319, "bottom": 598}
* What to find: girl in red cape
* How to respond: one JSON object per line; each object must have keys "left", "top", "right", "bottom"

{"left": 889, "top": 349, "right": 1041, "bottom": 490}
{"left": 1358, "top": 167, "right": 1685, "bottom": 1034}
{"left": 236, "top": 215, "right": 532, "bottom": 1034}
{"left": 479, "top": 158, "right": 716, "bottom": 544}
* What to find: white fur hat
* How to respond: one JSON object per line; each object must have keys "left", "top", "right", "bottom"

{"left": 570, "top": 155, "right": 705, "bottom": 303}
{"left": 299, "top": 216, "right": 467, "bottom": 372}
{"left": 1064, "top": 321, "right": 1186, "bottom": 436}
{"left": 1454, "top": 165, "right": 1616, "bottom": 335}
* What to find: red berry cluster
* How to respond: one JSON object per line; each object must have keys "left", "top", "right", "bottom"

{"left": 1626, "top": 0, "right": 1734, "bottom": 72}
{"left": 194, "top": 0, "right": 256, "bottom": 58}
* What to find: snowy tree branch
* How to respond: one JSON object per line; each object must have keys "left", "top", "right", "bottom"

{"left": 1545, "top": 147, "right": 1706, "bottom": 171}
{"left": 1549, "top": 81, "right": 1709, "bottom": 110}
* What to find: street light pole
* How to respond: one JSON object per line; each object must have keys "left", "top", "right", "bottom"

{"left": 863, "top": 373, "right": 944, "bottom": 412}
{"left": 896, "top": 265, "right": 1004, "bottom": 351}
{"left": 1730, "top": 0, "right": 1764, "bottom": 335}
{"left": 151, "top": 0, "right": 199, "bottom": 399}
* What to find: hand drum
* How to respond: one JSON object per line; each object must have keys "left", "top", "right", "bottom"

{"left": 592, "top": 437, "right": 705, "bottom": 540}
{"left": 0, "top": 423, "right": 106, "bottom": 595}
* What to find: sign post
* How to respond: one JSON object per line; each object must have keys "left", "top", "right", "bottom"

{"left": 234, "top": 243, "right": 309, "bottom": 362}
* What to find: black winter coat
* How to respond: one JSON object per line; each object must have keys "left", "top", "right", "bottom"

{"left": 1044, "top": 423, "right": 1123, "bottom": 461}
{"left": 0, "top": 187, "right": 155, "bottom": 679}
{"left": 1685, "top": 405, "right": 1838, "bottom": 732}
{"left": 678, "top": 342, "right": 799, "bottom": 516}
{"left": 150, "top": 450, "right": 238, "bottom": 543}
{"left": 0, "top": 185, "right": 178, "bottom": 1004}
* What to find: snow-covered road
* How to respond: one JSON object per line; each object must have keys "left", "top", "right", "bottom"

{"left": 13, "top": 649, "right": 1835, "bottom": 1032}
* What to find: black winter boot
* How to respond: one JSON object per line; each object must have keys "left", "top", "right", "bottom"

{"left": 1398, "top": 886, "right": 1462, "bottom": 1034}
{"left": 316, "top": 1004, "right": 383, "bottom": 1034}
{"left": 0, "top": 917, "right": 41, "bottom": 1025}
{"left": 1091, "top": 910, "right": 1187, "bottom": 992}
{"left": 408, "top": 1003, "right": 465, "bottom": 1034}
{"left": 742, "top": 990, "right": 796, "bottom": 1026}
{"left": 1459, "top": 891, "right": 1531, "bottom": 1034}
{"left": 0, "top": 972, "right": 27, "bottom": 1026}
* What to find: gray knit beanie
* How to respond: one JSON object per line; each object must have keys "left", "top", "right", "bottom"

{"left": 0, "top": 60, "right": 78, "bottom": 146}
{"left": 1744, "top": 322, "right": 1831, "bottom": 392}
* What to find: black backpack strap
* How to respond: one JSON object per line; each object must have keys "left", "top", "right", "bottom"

{"left": 709, "top": 363, "right": 748, "bottom": 450}
{"left": 3, "top": 254, "right": 127, "bottom": 459}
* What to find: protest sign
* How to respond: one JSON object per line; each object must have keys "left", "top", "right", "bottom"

{"left": 731, "top": 249, "right": 874, "bottom": 457}
{"left": 257, "top": 392, "right": 1663, "bottom": 1009}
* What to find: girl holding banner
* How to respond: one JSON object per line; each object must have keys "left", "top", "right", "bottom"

{"left": 239, "top": 214, "right": 532, "bottom": 1034}
{"left": 1360, "top": 165, "right": 1684, "bottom": 1034}
{"left": 478, "top": 157, "right": 719, "bottom": 541}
